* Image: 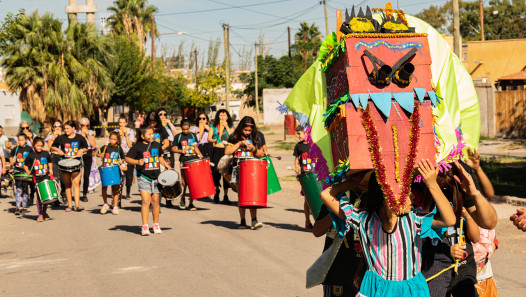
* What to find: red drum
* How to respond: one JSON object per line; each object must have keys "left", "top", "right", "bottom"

{"left": 181, "top": 158, "right": 216, "bottom": 199}
{"left": 238, "top": 158, "right": 267, "bottom": 208}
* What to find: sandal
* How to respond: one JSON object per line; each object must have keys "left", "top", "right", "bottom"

{"left": 75, "top": 206, "right": 84, "bottom": 212}
{"left": 65, "top": 207, "right": 72, "bottom": 212}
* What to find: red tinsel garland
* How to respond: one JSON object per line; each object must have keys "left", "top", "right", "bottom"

{"left": 361, "top": 102, "right": 421, "bottom": 214}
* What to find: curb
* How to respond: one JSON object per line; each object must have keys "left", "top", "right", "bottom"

{"left": 491, "top": 195, "right": 526, "bottom": 207}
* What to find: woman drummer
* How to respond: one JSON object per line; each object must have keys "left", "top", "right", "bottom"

{"left": 191, "top": 112, "right": 213, "bottom": 158}
{"left": 224, "top": 116, "right": 265, "bottom": 230}
{"left": 78, "top": 118, "right": 97, "bottom": 202}
{"left": 208, "top": 109, "right": 234, "bottom": 204}
{"left": 45, "top": 119, "right": 65, "bottom": 203}
{"left": 51, "top": 120, "right": 88, "bottom": 212}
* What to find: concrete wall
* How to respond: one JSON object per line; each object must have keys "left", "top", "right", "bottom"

{"left": 463, "top": 39, "right": 526, "bottom": 83}
{"left": 263, "top": 88, "right": 291, "bottom": 125}
{"left": 475, "top": 82, "right": 496, "bottom": 138}
{"left": 0, "top": 88, "right": 21, "bottom": 135}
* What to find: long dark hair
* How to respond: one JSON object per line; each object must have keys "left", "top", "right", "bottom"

{"left": 212, "top": 109, "right": 233, "bottom": 128}
{"left": 366, "top": 171, "right": 385, "bottom": 212}
{"left": 436, "top": 168, "right": 464, "bottom": 220}
{"left": 227, "top": 116, "right": 259, "bottom": 147}
{"left": 146, "top": 111, "right": 162, "bottom": 129}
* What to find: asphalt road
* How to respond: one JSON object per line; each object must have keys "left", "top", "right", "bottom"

{"left": 1, "top": 151, "right": 525, "bottom": 296}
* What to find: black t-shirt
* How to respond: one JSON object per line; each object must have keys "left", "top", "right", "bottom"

{"left": 99, "top": 145, "right": 125, "bottom": 167}
{"left": 51, "top": 134, "right": 88, "bottom": 159}
{"left": 173, "top": 132, "right": 199, "bottom": 163}
{"left": 257, "top": 131, "right": 266, "bottom": 146}
{"left": 293, "top": 141, "right": 315, "bottom": 172}
{"left": 11, "top": 145, "right": 33, "bottom": 172}
{"left": 316, "top": 204, "right": 362, "bottom": 290}
{"left": 23, "top": 151, "right": 52, "bottom": 183}
{"left": 127, "top": 141, "right": 163, "bottom": 180}
{"left": 152, "top": 126, "right": 169, "bottom": 146}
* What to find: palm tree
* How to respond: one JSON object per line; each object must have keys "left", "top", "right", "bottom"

{"left": 293, "top": 22, "right": 321, "bottom": 70}
{"left": 2, "top": 11, "right": 114, "bottom": 122}
{"left": 107, "top": 0, "right": 159, "bottom": 52}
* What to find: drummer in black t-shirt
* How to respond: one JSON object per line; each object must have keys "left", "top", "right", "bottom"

{"left": 126, "top": 125, "right": 172, "bottom": 236}
{"left": 293, "top": 125, "right": 316, "bottom": 230}
{"left": 172, "top": 119, "right": 203, "bottom": 211}
{"left": 51, "top": 120, "right": 88, "bottom": 212}
{"left": 23, "top": 137, "right": 54, "bottom": 222}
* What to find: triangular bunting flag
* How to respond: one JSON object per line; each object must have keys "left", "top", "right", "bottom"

{"left": 369, "top": 92, "right": 392, "bottom": 118}
{"left": 392, "top": 92, "right": 415, "bottom": 114}
{"left": 357, "top": 93, "right": 369, "bottom": 109}
{"left": 414, "top": 88, "right": 426, "bottom": 103}
{"left": 427, "top": 90, "right": 438, "bottom": 107}
{"left": 350, "top": 94, "right": 360, "bottom": 109}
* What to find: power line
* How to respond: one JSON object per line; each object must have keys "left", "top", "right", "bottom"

{"left": 231, "top": 3, "right": 320, "bottom": 30}
{"left": 156, "top": 0, "right": 291, "bottom": 16}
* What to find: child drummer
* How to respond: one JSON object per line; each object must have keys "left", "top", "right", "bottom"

{"left": 97, "top": 131, "right": 126, "bottom": 215}
{"left": 23, "top": 137, "right": 54, "bottom": 222}
{"left": 171, "top": 119, "right": 203, "bottom": 211}
{"left": 293, "top": 125, "right": 316, "bottom": 230}
{"left": 126, "top": 126, "right": 172, "bottom": 236}
{"left": 11, "top": 133, "right": 33, "bottom": 215}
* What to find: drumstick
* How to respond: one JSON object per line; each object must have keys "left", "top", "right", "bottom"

{"left": 454, "top": 218, "right": 464, "bottom": 274}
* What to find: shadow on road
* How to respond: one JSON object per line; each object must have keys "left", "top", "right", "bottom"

{"left": 200, "top": 220, "right": 240, "bottom": 230}
{"left": 285, "top": 208, "right": 304, "bottom": 213}
{"left": 263, "top": 222, "right": 308, "bottom": 232}
{"left": 109, "top": 225, "right": 173, "bottom": 234}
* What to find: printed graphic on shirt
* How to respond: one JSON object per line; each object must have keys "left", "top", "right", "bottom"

{"left": 181, "top": 139, "right": 196, "bottom": 155}
{"left": 64, "top": 142, "right": 79, "bottom": 157}
{"left": 103, "top": 151, "right": 121, "bottom": 167}
{"left": 32, "top": 158, "right": 49, "bottom": 176}
{"left": 301, "top": 152, "right": 315, "bottom": 171}
{"left": 143, "top": 148, "right": 160, "bottom": 170}
{"left": 154, "top": 133, "right": 161, "bottom": 143}
{"left": 15, "top": 151, "right": 30, "bottom": 168}
{"left": 235, "top": 140, "right": 253, "bottom": 158}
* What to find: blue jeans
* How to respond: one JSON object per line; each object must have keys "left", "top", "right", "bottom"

{"left": 137, "top": 175, "right": 159, "bottom": 194}
{"left": 15, "top": 179, "right": 30, "bottom": 207}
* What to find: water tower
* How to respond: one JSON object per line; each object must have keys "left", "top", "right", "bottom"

{"left": 65, "top": 0, "right": 97, "bottom": 25}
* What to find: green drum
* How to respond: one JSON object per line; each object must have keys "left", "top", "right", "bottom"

{"left": 298, "top": 171, "right": 323, "bottom": 219}
{"left": 37, "top": 180, "right": 59, "bottom": 204}
{"left": 264, "top": 156, "right": 281, "bottom": 195}
{"left": 14, "top": 173, "right": 33, "bottom": 182}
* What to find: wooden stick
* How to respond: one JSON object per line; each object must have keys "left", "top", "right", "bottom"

{"left": 454, "top": 218, "right": 464, "bottom": 274}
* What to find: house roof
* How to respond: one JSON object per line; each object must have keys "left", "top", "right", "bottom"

{"left": 498, "top": 70, "right": 526, "bottom": 81}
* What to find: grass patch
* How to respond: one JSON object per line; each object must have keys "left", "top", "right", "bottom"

{"left": 479, "top": 136, "right": 499, "bottom": 141}
{"left": 271, "top": 140, "right": 296, "bottom": 151}
{"left": 482, "top": 156, "right": 526, "bottom": 197}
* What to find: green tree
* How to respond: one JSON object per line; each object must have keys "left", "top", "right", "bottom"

{"left": 291, "top": 22, "right": 321, "bottom": 71}
{"left": 184, "top": 67, "right": 227, "bottom": 108}
{"left": 107, "top": 0, "right": 158, "bottom": 51}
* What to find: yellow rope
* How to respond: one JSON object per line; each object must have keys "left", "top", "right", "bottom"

{"left": 426, "top": 264, "right": 456, "bottom": 282}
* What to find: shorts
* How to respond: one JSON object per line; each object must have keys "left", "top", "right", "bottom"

{"left": 138, "top": 175, "right": 160, "bottom": 194}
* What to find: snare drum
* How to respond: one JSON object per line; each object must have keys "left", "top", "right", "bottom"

{"left": 14, "top": 173, "right": 33, "bottom": 182}
{"left": 58, "top": 158, "right": 82, "bottom": 173}
{"left": 157, "top": 170, "right": 182, "bottom": 199}
{"left": 36, "top": 179, "right": 59, "bottom": 204}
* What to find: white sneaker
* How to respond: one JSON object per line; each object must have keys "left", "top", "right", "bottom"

{"left": 251, "top": 220, "right": 263, "bottom": 230}
{"left": 141, "top": 225, "right": 150, "bottom": 236}
{"left": 100, "top": 203, "right": 110, "bottom": 214}
{"left": 153, "top": 223, "right": 162, "bottom": 234}
{"left": 112, "top": 207, "right": 119, "bottom": 215}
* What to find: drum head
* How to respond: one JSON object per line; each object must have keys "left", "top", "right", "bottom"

{"left": 183, "top": 158, "right": 207, "bottom": 165}
{"left": 158, "top": 170, "right": 179, "bottom": 186}
{"left": 59, "top": 158, "right": 81, "bottom": 167}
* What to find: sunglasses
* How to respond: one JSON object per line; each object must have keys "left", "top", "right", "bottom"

{"left": 80, "top": 124, "right": 88, "bottom": 127}
{"left": 54, "top": 124, "right": 62, "bottom": 128}
{"left": 199, "top": 117, "right": 207, "bottom": 120}
{"left": 159, "top": 112, "right": 167, "bottom": 116}
{"left": 21, "top": 127, "right": 29, "bottom": 130}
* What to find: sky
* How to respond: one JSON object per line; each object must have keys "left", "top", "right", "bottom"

{"left": 0, "top": 0, "right": 450, "bottom": 70}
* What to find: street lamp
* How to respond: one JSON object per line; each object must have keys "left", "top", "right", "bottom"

{"left": 160, "top": 31, "right": 187, "bottom": 36}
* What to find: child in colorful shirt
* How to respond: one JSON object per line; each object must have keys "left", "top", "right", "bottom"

{"left": 98, "top": 131, "right": 126, "bottom": 215}
{"left": 11, "top": 133, "right": 33, "bottom": 215}
{"left": 293, "top": 125, "right": 317, "bottom": 230}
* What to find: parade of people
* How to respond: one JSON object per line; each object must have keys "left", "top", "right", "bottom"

{"left": 1, "top": 1, "right": 525, "bottom": 296}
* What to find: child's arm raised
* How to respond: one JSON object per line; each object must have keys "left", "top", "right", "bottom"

{"left": 466, "top": 148, "right": 495, "bottom": 198}
{"left": 462, "top": 207, "right": 480, "bottom": 243}
{"left": 454, "top": 161, "right": 497, "bottom": 229}
{"left": 320, "top": 180, "right": 355, "bottom": 220}
{"left": 418, "top": 159, "right": 456, "bottom": 227}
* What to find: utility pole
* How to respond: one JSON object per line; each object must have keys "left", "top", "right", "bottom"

{"left": 287, "top": 26, "right": 291, "bottom": 58}
{"left": 223, "top": 23, "right": 230, "bottom": 112}
{"left": 453, "top": 0, "right": 461, "bottom": 57}
{"left": 479, "top": 0, "right": 485, "bottom": 41}
{"left": 322, "top": 0, "right": 329, "bottom": 36}
{"left": 255, "top": 42, "right": 259, "bottom": 123}
{"left": 194, "top": 48, "right": 198, "bottom": 85}
{"left": 151, "top": 16, "right": 155, "bottom": 77}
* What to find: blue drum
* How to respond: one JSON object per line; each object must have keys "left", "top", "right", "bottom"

{"left": 99, "top": 165, "right": 121, "bottom": 187}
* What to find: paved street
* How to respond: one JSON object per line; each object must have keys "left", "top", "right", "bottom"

{"left": 1, "top": 145, "right": 525, "bottom": 296}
